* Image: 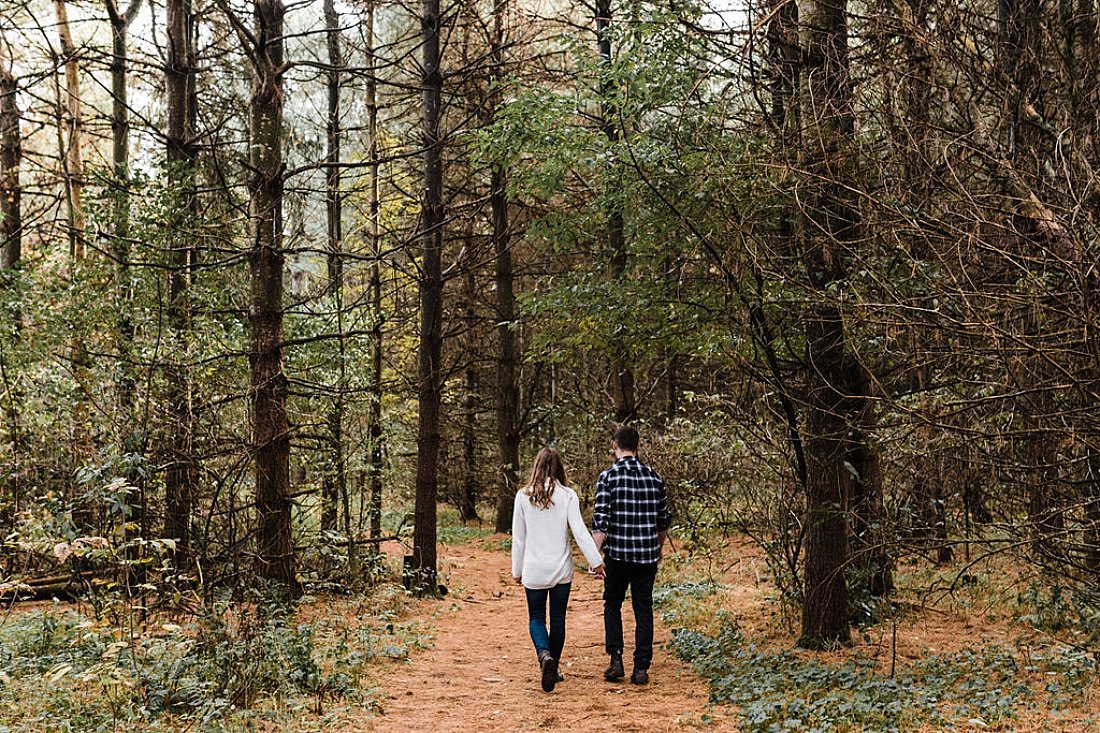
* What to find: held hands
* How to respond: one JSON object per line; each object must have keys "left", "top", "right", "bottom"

{"left": 588, "top": 564, "right": 605, "bottom": 580}
{"left": 514, "top": 576, "right": 523, "bottom": 585}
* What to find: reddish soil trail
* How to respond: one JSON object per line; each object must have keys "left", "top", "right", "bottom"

{"left": 351, "top": 537, "right": 734, "bottom": 732}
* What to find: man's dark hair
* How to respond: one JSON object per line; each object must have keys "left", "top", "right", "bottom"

{"left": 614, "top": 425, "right": 640, "bottom": 452}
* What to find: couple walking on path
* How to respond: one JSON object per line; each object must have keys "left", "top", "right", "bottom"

{"left": 510, "top": 426, "right": 671, "bottom": 693}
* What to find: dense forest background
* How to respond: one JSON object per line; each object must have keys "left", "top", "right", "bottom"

{"left": 1, "top": 0, "right": 1099, "bottom": 661}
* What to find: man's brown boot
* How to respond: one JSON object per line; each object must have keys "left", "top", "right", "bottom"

{"left": 604, "top": 651, "right": 624, "bottom": 681}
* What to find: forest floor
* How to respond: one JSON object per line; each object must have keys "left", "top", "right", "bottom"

{"left": 344, "top": 535, "right": 737, "bottom": 732}
{"left": 4, "top": 528, "right": 1100, "bottom": 732}
{"left": 340, "top": 533, "right": 1100, "bottom": 733}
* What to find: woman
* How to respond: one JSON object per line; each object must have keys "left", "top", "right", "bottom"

{"left": 511, "top": 447, "right": 604, "bottom": 693}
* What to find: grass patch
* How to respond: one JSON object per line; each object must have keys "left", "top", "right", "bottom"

{"left": 654, "top": 580, "right": 725, "bottom": 629}
{"left": 436, "top": 507, "right": 493, "bottom": 545}
{"left": 437, "top": 523, "right": 492, "bottom": 546}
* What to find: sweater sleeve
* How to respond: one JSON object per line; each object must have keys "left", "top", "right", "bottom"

{"left": 568, "top": 492, "right": 603, "bottom": 569}
{"left": 511, "top": 494, "right": 525, "bottom": 580}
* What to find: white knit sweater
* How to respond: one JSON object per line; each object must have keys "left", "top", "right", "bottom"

{"left": 511, "top": 483, "right": 603, "bottom": 589}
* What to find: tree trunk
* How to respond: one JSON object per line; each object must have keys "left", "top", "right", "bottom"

{"left": 1000, "top": 0, "right": 1046, "bottom": 160}
{"left": 765, "top": 0, "right": 799, "bottom": 137}
{"left": 1067, "top": 0, "right": 1100, "bottom": 583}
{"left": 106, "top": 0, "right": 144, "bottom": 585}
{"left": 324, "top": 0, "right": 343, "bottom": 292}
{"left": 491, "top": 163, "right": 519, "bottom": 532}
{"left": 1001, "top": 0, "right": 1064, "bottom": 558}
{"left": 0, "top": 57, "right": 20, "bottom": 272}
{"left": 369, "top": 256, "right": 384, "bottom": 547}
{"left": 896, "top": 0, "right": 948, "bottom": 567}
{"left": 460, "top": 267, "right": 480, "bottom": 523}
{"left": 164, "top": 0, "right": 197, "bottom": 570}
{"left": 411, "top": 0, "right": 444, "bottom": 594}
{"left": 107, "top": 0, "right": 133, "bottom": 402}
{"left": 595, "top": 0, "right": 635, "bottom": 424}
{"left": 106, "top": 0, "right": 140, "bottom": 184}
{"left": 365, "top": 0, "right": 385, "bottom": 551}
{"left": 1067, "top": 0, "right": 1099, "bottom": 158}
{"left": 249, "top": 0, "right": 296, "bottom": 590}
{"left": 0, "top": 51, "right": 21, "bottom": 530}
{"left": 762, "top": 0, "right": 810, "bottom": 516}
{"left": 53, "top": 0, "right": 92, "bottom": 483}
{"left": 490, "top": 0, "right": 520, "bottom": 534}
{"left": 53, "top": 0, "right": 85, "bottom": 258}
{"left": 320, "top": 0, "right": 344, "bottom": 537}
{"left": 1085, "top": 446, "right": 1100, "bottom": 572}
{"left": 846, "top": 361, "right": 893, "bottom": 593}
{"left": 796, "top": 0, "right": 857, "bottom": 649}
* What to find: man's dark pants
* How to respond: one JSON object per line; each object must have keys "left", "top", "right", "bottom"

{"left": 603, "top": 556, "right": 659, "bottom": 670}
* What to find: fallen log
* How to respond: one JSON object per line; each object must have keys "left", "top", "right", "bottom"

{"left": 1, "top": 581, "right": 81, "bottom": 602}
{"left": 0, "top": 571, "right": 102, "bottom": 602}
{"left": 294, "top": 535, "right": 400, "bottom": 552}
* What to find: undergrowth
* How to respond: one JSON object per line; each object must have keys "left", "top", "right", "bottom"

{"left": 665, "top": 608, "right": 1097, "bottom": 732}
{"left": 0, "top": 585, "right": 427, "bottom": 732}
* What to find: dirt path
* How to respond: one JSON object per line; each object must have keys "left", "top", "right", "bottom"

{"left": 351, "top": 537, "right": 734, "bottom": 732}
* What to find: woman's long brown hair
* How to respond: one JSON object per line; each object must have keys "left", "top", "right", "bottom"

{"left": 524, "top": 447, "right": 567, "bottom": 509}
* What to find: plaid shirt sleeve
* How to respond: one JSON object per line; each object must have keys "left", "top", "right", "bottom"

{"left": 656, "top": 473, "right": 671, "bottom": 533}
{"left": 592, "top": 469, "right": 612, "bottom": 534}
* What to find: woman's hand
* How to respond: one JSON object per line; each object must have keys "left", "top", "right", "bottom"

{"left": 588, "top": 565, "right": 605, "bottom": 580}
{"left": 514, "top": 576, "right": 523, "bottom": 585}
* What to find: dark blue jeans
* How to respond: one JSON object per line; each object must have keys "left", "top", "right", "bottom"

{"left": 525, "top": 582, "right": 571, "bottom": 661}
{"left": 603, "top": 557, "right": 659, "bottom": 670}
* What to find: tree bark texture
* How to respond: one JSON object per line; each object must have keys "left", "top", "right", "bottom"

{"left": 762, "top": 0, "right": 810, "bottom": 501}
{"left": 1085, "top": 447, "right": 1100, "bottom": 572}
{"left": 107, "top": 0, "right": 136, "bottom": 386}
{"left": 0, "top": 62, "right": 20, "bottom": 271}
{"left": 845, "top": 361, "right": 893, "bottom": 593}
{"left": 53, "top": 0, "right": 85, "bottom": 258}
{"left": 796, "top": 0, "right": 857, "bottom": 649}
{"left": 461, "top": 267, "right": 480, "bottom": 524}
{"left": 1067, "top": 0, "right": 1099, "bottom": 158}
{"left": 106, "top": 0, "right": 144, "bottom": 576}
{"left": 249, "top": 0, "right": 296, "bottom": 590}
{"left": 491, "top": 164, "right": 519, "bottom": 532}
{"left": 490, "top": 0, "right": 520, "bottom": 534}
{"left": 411, "top": 0, "right": 444, "bottom": 593}
{"left": 324, "top": 0, "right": 343, "bottom": 290}
{"left": 164, "top": 0, "right": 197, "bottom": 569}
{"left": 365, "top": 0, "right": 385, "bottom": 550}
{"left": 53, "top": 0, "right": 92, "bottom": 475}
{"left": 1000, "top": 0, "right": 1046, "bottom": 161}
{"left": 320, "top": 0, "right": 344, "bottom": 535}
{"left": 0, "top": 52, "right": 22, "bottom": 528}
{"left": 595, "top": 0, "right": 635, "bottom": 424}
{"left": 1001, "top": 0, "right": 1065, "bottom": 555}
{"left": 107, "top": 0, "right": 140, "bottom": 184}
{"left": 765, "top": 0, "right": 800, "bottom": 137}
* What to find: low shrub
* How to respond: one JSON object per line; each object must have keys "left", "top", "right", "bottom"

{"left": 669, "top": 621, "right": 1095, "bottom": 732}
{"left": 0, "top": 588, "right": 404, "bottom": 732}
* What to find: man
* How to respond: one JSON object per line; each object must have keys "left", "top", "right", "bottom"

{"left": 591, "top": 425, "right": 671, "bottom": 686}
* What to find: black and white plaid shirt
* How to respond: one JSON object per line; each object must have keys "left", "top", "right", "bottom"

{"left": 592, "top": 455, "right": 671, "bottom": 564}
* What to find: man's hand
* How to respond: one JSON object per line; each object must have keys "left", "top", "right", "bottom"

{"left": 514, "top": 576, "right": 523, "bottom": 585}
{"left": 589, "top": 565, "right": 605, "bottom": 580}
